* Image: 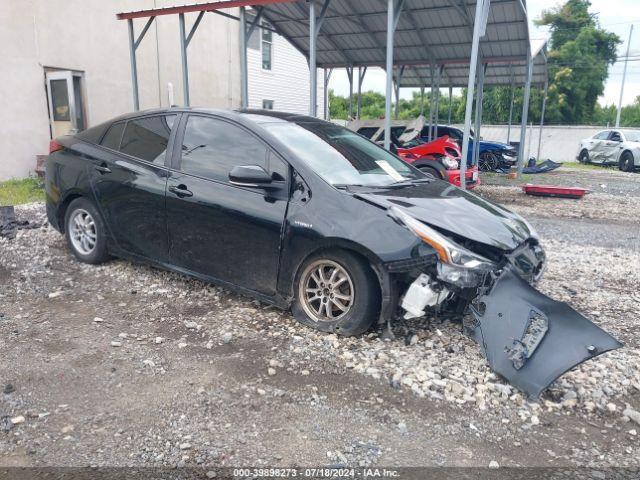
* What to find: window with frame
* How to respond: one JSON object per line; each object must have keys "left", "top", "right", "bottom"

{"left": 594, "top": 131, "right": 610, "bottom": 140}
{"left": 118, "top": 115, "right": 176, "bottom": 164}
{"left": 179, "top": 116, "right": 270, "bottom": 183}
{"left": 262, "top": 100, "right": 274, "bottom": 110}
{"left": 261, "top": 22, "right": 273, "bottom": 70}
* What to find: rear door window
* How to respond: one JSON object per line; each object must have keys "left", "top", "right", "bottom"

{"left": 119, "top": 115, "right": 177, "bottom": 164}
{"left": 178, "top": 115, "right": 268, "bottom": 183}
{"left": 100, "top": 122, "right": 125, "bottom": 150}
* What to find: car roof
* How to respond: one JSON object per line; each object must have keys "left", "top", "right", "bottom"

{"left": 74, "top": 108, "right": 328, "bottom": 144}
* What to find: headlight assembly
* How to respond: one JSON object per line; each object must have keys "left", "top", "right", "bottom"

{"left": 441, "top": 157, "right": 459, "bottom": 170}
{"left": 388, "top": 206, "right": 495, "bottom": 271}
{"left": 521, "top": 216, "right": 539, "bottom": 240}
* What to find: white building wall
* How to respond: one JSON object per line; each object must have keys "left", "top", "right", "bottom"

{"left": 0, "top": 0, "right": 241, "bottom": 180}
{"left": 247, "top": 23, "right": 324, "bottom": 116}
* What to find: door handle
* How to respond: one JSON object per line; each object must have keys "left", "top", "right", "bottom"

{"left": 94, "top": 164, "right": 111, "bottom": 174}
{"left": 168, "top": 184, "right": 193, "bottom": 198}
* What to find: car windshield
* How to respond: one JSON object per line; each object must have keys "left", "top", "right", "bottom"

{"left": 262, "top": 121, "right": 420, "bottom": 187}
{"left": 624, "top": 130, "right": 640, "bottom": 142}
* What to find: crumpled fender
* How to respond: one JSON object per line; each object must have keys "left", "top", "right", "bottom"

{"left": 468, "top": 267, "right": 623, "bottom": 399}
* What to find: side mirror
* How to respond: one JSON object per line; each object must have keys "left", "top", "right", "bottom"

{"left": 229, "top": 165, "right": 273, "bottom": 187}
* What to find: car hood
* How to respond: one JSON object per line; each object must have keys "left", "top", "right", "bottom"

{"left": 480, "top": 140, "right": 514, "bottom": 151}
{"left": 354, "top": 181, "right": 533, "bottom": 251}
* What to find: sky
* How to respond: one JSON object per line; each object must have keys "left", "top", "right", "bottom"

{"left": 328, "top": 0, "right": 640, "bottom": 107}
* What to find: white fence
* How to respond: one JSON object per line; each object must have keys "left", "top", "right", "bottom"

{"left": 457, "top": 124, "right": 622, "bottom": 162}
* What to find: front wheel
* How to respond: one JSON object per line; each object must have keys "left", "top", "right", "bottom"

{"left": 619, "top": 152, "right": 635, "bottom": 172}
{"left": 64, "top": 197, "right": 110, "bottom": 264}
{"left": 292, "top": 251, "right": 380, "bottom": 336}
{"left": 418, "top": 165, "right": 445, "bottom": 180}
{"left": 478, "top": 151, "right": 499, "bottom": 172}
{"left": 578, "top": 150, "right": 590, "bottom": 164}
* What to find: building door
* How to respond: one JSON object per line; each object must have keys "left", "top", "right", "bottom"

{"left": 45, "top": 70, "right": 86, "bottom": 137}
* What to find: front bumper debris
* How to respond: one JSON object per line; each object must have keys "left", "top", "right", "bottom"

{"left": 467, "top": 267, "right": 622, "bottom": 399}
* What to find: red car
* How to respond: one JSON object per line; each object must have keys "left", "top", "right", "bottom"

{"left": 396, "top": 135, "right": 480, "bottom": 189}
{"left": 353, "top": 119, "right": 480, "bottom": 189}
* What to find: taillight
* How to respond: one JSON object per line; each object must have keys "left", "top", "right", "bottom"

{"left": 49, "top": 140, "right": 63, "bottom": 154}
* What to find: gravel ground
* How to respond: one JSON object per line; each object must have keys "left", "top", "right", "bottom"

{"left": 1, "top": 167, "right": 639, "bottom": 470}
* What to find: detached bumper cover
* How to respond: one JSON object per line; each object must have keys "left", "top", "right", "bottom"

{"left": 468, "top": 268, "right": 622, "bottom": 399}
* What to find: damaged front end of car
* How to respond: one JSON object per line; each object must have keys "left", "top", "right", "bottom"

{"left": 387, "top": 205, "right": 623, "bottom": 399}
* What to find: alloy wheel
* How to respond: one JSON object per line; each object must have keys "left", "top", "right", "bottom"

{"left": 69, "top": 209, "right": 97, "bottom": 255}
{"left": 299, "top": 260, "right": 355, "bottom": 322}
{"left": 479, "top": 152, "right": 499, "bottom": 172}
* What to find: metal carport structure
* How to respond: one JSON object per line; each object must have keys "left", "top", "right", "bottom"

{"left": 116, "top": 0, "right": 544, "bottom": 188}
{"left": 399, "top": 37, "right": 548, "bottom": 175}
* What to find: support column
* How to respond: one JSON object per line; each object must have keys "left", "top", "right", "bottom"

{"left": 507, "top": 66, "right": 515, "bottom": 144}
{"left": 239, "top": 7, "right": 249, "bottom": 109}
{"left": 516, "top": 52, "right": 534, "bottom": 178}
{"left": 433, "top": 65, "right": 442, "bottom": 136}
{"left": 347, "top": 66, "right": 354, "bottom": 119}
{"left": 356, "top": 66, "right": 366, "bottom": 119}
{"left": 384, "top": 0, "right": 395, "bottom": 150}
{"left": 616, "top": 25, "right": 634, "bottom": 127}
{"left": 537, "top": 77, "right": 548, "bottom": 160}
{"left": 323, "top": 68, "right": 329, "bottom": 120}
{"left": 127, "top": 17, "right": 155, "bottom": 111}
{"left": 459, "top": 0, "right": 486, "bottom": 189}
{"left": 393, "top": 66, "right": 404, "bottom": 120}
{"left": 177, "top": 11, "right": 204, "bottom": 107}
{"left": 420, "top": 87, "right": 425, "bottom": 117}
{"left": 447, "top": 85, "right": 452, "bottom": 124}
{"left": 179, "top": 13, "right": 190, "bottom": 107}
{"left": 127, "top": 19, "right": 140, "bottom": 111}
{"left": 428, "top": 65, "right": 435, "bottom": 141}
{"left": 473, "top": 63, "right": 486, "bottom": 168}
{"left": 309, "top": 0, "right": 317, "bottom": 117}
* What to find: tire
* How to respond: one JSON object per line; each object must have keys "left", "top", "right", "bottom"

{"left": 478, "top": 151, "right": 499, "bottom": 172}
{"left": 64, "top": 197, "right": 110, "bottom": 265}
{"left": 619, "top": 151, "right": 635, "bottom": 172}
{"left": 292, "top": 250, "right": 380, "bottom": 336}
{"left": 578, "top": 150, "right": 590, "bottom": 164}
{"left": 418, "top": 165, "right": 444, "bottom": 180}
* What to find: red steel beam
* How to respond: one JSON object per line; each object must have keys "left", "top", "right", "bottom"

{"left": 116, "top": 0, "right": 294, "bottom": 20}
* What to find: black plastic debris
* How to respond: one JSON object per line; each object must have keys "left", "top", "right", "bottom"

{"left": 468, "top": 267, "right": 622, "bottom": 399}
{"left": 0, "top": 206, "right": 41, "bottom": 239}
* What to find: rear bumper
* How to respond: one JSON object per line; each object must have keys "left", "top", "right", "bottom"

{"left": 446, "top": 166, "right": 480, "bottom": 189}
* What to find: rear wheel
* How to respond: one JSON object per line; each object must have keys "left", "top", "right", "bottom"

{"left": 619, "top": 151, "right": 635, "bottom": 172}
{"left": 578, "top": 150, "right": 590, "bottom": 164}
{"left": 292, "top": 251, "right": 380, "bottom": 336}
{"left": 478, "top": 151, "right": 499, "bottom": 172}
{"left": 64, "top": 198, "right": 109, "bottom": 264}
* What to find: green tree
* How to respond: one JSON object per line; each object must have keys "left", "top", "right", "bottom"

{"left": 536, "top": 0, "right": 620, "bottom": 123}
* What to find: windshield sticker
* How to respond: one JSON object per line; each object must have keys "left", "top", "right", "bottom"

{"left": 375, "top": 160, "right": 405, "bottom": 182}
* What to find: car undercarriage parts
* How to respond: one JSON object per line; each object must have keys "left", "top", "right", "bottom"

{"left": 468, "top": 267, "right": 622, "bottom": 399}
{"left": 401, "top": 273, "right": 449, "bottom": 319}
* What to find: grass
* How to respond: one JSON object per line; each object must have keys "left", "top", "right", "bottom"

{"left": 0, "top": 177, "right": 45, "bottom": 206}
{"left": 561, "top": 161, "right": 611, "bottom": 171}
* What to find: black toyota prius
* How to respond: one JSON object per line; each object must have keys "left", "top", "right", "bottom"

{"left": 45, "top": 108, "right": 621, "bottom": 398}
